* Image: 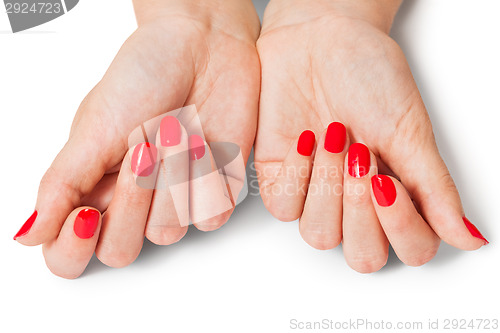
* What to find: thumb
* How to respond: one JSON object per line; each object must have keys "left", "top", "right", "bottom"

{"left": 383, "top": 106, "right": 488, "bottom": 251}
{"left": 14, "top": 98, "right": 125, "bottom": 246}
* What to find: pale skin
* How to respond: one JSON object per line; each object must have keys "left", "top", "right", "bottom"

{"left": 14, "top": 0, "right": 487, "bottom": 278}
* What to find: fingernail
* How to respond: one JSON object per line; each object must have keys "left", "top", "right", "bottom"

{"left": 463, "top": 217, "right": 489, "bottom": 245}
{"left": 74, "top": 209, "right": 100, "bottom": 239}
{"left": 160, "top": 116, "right": 181, "bottom": 147}
{"left": 371, "top": 175, "right": 397, "bottom": 207}
{"left": 324, "top": 122, "right": 346, "bottom": 153}
{"left": 14, "top": 210, "right": 38, "bottom": 240}
{"left": 348, "top": 143, "right": 370, "bottom": 178}
{"left": 189, "top": 135, "right": 206, "bottom": 160}
{"left": 297, "top": 130, "right": 315, "bottom": 156}
{"left": 131, "top": 142, "right": 157, "bottom": 177}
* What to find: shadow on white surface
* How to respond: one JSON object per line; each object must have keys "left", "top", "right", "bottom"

{"left": 82, "top": 194, "right": 465, "bottom": 278}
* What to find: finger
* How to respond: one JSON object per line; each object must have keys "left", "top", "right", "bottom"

{"left": 371, "top": 174, "right": 441, "bottom": 266}
{"left": 300, "top": 122, "right": 348, "bottom": 250}
{"left": 189, "top": 135, "right": 234, "bottom": 231}
{"left": 95, "top": 143, "right": 158, "bottom": 268}
{"left": 384, "top": 101, "right": 488, "bottom": 250}
{"left": 42, "top": 207, "right": 101, "bottom": 279}
{"left": 256, "top": 130, "right": 316, "bottom": 222}
{"left": 145, "top": 116, "right": 189, "bottom": 245}
{"left": 342, "top": 143, "right": 388, "bottom": 273}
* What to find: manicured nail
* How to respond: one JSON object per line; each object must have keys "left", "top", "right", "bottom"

{"left": 74, "top": 209, "right": 100, "bottom": 239}
{"left": 371, "top": 175, "right": 397, "bottom": 207}
{"left": 160, "top": 116, "right": 181, "bottom": 147}
{"left": 189, "top": 135, "right": 206, "bottom": 160}
{"left": 348, "top": 143, "right": 370, "bottom": 178}
{"left": 14, "top": 210, "right": 38, "bottom": 240}
{"left": 131, "top": 142, "right": 158, "bottom": 177}
{"left": 463, "top": 217, "right": 489, "bottom": 245}
{"left": 297, "top": 130, "right": 315, "bottom": 156}
{"left": 324, "top": 122, "right": 346, "bottom": 153}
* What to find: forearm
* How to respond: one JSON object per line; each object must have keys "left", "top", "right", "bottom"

{"left": 132, "top": 0, "right": 260, "bottom": 40}
{"left": 264, "top": 0, "right": 402, "bottom": 34}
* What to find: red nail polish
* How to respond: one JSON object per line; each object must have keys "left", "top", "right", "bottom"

{"left": 371, "top": 175, "right": 397, "bottom": 207}
{"left": 189, "top": 135, "right": 206, "bottom": 160}
{"left": 74, "top": 209, "right": 100, "bottom": 239}
{"left": 14, "top": 210, "right": 38, "bottom": 240}
{"left": 131, "top": 142, "right": 157, "bottom": 177}
{"left": 324, "top": 122, "right": 346, "bottom": 153}
{"left": 160, "top": 116, "right": 181, "bottom": 147}
{"left": 348, "top": 143, "right": 370, "bottom": 178}
{"left": 463, "top": 217, "right": 489, "bottom": 245}
{"left": 297, "top": 130, "right": 315, "bottom": 156}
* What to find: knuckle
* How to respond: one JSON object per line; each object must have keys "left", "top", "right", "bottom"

{"left": 436, "top": 172, "right": 458, "bottom": 195}
{"left": 40, "top": 166, "right": 81, "bottom": 207}
{"left": 343, "top": 187, "right": 371, "bottom": 209}
{"left": 119, "top": 188, "right": 152, "bottom": 208}
{"left": 383, "top": 218, "right": 412, "bottom": 236}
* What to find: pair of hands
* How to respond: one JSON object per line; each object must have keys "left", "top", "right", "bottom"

{"left": 14, "top": 0, "right": 487, "bottom": 278}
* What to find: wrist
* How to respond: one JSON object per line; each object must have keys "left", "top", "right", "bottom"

{"left": 133, "top": 0, "right": 260, "bottom": 41}
{"left": 264, "top": 0, "right": 401, "bottom": 34}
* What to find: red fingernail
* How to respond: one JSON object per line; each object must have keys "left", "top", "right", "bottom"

{"left": 348, "top": 143, "right": 370, "bottom": 178}
{"left": 189, "top": 135, "right": 206, "bottom": 160}
{"left": 131, "top": 142, "right": 157, "bottom": 177}
{"left": 14, "top": 210, "right": 37, "bottom": 240}
{"left": 463, "top": 217, "right": 489, "bottom": 245}
{"left": 297, "top": 130, "right": 315, "bottom": 156}
{"left": 74, "top": 209, "right": 100, "bottom": 239}
{"left": 160, "top": 116, "right": 181, "bottom": 147}
{"left": 371, "top": 175, "right": 397, "bottom": 207}
{"left": 324, "top": 122, "right": 346, "bottom": 153}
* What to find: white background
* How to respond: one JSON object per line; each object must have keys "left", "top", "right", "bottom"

{"left": 1, "top": 1, "right": 499, "bottom": 332}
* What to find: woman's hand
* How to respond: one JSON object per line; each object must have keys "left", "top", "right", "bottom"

{"left": 14, "top": 0, "right": 261, "bottom": 278}
{"left": 255, "top": 0, "right": 487, "bottom": 272}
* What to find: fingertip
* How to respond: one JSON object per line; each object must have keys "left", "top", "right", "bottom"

{"left": 297, "top": 130, "right": 316, "bottom": 156}
{"left": 73, "top": 208, "right": 101, "bottom": 240}
{"left": 131, "top": 142, "right": 159, "bottom": 177}
{"left": 371, "top": 174, "right": 397, "bottom": 207}
{"left": 324, "top": 122, "right": 347, "bottom": 154}
{"left": 13, "top": 210, "right": 38, "bottom": 242}
{"left": 42, "top": 206, "right": 102, "bottom": 279}
{"left": 462, "top": 217, "right": 489, "bottom": 246}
